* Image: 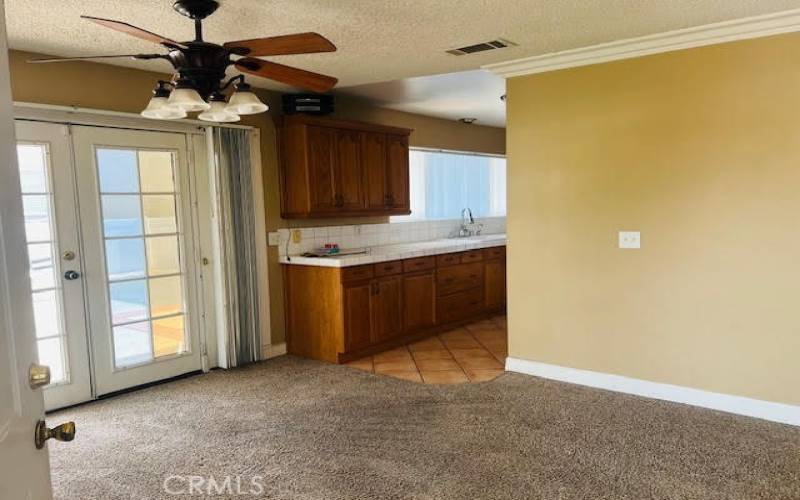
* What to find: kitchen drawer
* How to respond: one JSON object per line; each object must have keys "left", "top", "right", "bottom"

{"left": 486, "top": 246, "right": 506, "bottom": 260}
{"left": 374, "top": 260, "right": 403, "bottom": 277}
{"left": 437, "top": 262, "right": 483, "bottom": 297}
{"left": 436, "top": 288, "right": 484, "bottom": 325}
{"left": 341, "top": 264, "right": 374, "bottom": 282}
{"left": 461, "top": 249, "right": 484, "bottom": 263}
{"left": 436, "top": 253, "right": 461, "bottom": 267}
{"left": 403, "top": 256, "right": 435, "bottom": 273}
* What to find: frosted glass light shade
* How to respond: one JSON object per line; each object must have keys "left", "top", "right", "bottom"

{"left": 198, "top": 100, "right": 240, "bottom": 123}
{"left": 225, "top": 90, "right": 268, "bottom": 115}
{"left": 167, "top": 87, "right": 210, "bottom": 112}
{"left": 141, "top": 96, "right": 187, "bottom": 120}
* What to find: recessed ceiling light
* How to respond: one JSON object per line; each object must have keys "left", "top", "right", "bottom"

{"left": 459, "top": 118, "right": 477, "bottom": 124}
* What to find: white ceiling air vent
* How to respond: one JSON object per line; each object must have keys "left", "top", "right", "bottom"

{"left": 446, "top": 38, "right": 516, "bottom": 56}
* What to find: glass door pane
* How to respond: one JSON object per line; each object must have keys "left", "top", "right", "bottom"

{"left": 95, "top": 148, "right": 189, "bottom": 369}
{"left": 17, "top": 143, "right": 69, "bottom": 384}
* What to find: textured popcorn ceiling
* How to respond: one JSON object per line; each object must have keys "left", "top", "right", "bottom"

{"left": 7, "top": 0, "right": 800, "bottom": 90}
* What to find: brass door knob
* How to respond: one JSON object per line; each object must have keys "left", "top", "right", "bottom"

{"left": 35, "top": 420, "right": 76, "bottom": 449}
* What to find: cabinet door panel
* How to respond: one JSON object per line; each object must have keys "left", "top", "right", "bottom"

{"left": 306, "top": 126, "right": 338, "bottom": 212}
{"left": 403, "top": 272, "right": 435, "bottom": 332}
{"left": 362, "top": 132, "right": 389, "bottom": 210}
{"left": 344, "top": 282, "right": 372, "bottom": 351}
{"left": 386, "top": 134, "right": 410, "bottom": 211}
{"left": 372, "top": 276, "right": 403, "bottom": 342}
{"left": 335, "top": 129, "right": 365, "bottom": 209}
{"left": 485, "top": 259, "right": 506, "bottom": 311}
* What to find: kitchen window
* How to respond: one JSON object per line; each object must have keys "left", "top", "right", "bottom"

{"left": 392, "top": 148, "right": 506, "bottom": 221}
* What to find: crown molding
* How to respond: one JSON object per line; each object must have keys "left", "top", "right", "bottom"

{"left": 484, "top": 8, "right": 800, "bottom": 78}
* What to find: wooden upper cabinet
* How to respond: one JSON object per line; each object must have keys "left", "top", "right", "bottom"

{"left": 386, "top": 134, "right": 410, "bottom": 212}
{"left": 334, "top": 129, "right": 365, "bottom": 210}
{"left": 362, "top": 132, "right": 388, "bottom": 210}
{"left": 306, "top": 126, "right": 338, "bottom": 212}
{"left": 277, "top": 115, "right": 412, "bottom": 218}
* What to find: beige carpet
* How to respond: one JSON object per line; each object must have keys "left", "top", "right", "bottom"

{"left": 50, "top": 356, "right": 800, "bottom": 500}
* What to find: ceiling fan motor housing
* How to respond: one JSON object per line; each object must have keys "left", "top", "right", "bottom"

{"left": 173, "top": 0, "right": 220, "bottom": 20}
{"left": 168, "top": 42, "right": 230, "bottom": 99}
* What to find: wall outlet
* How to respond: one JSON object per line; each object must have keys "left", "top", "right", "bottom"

{"left": 291, "top": 229, "right": 302, "bottom": 244}
{"left": 619, "top": 231, "right": 641, "bottom": 249}
{"left": 267, "top": 232, "right": 280, "bottom": 246}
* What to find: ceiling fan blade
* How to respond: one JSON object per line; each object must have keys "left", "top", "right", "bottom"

{"left": 224, "top": 32, "right": 336, "bottom": 56}
{"left": 28, "top": 54, "right": 165, "bottom": 64}
{"left": 81, "top": 16, "right": 187, "bottom": 49}
{"left": 235, "top": 58, "right": 338, "bottom": 93}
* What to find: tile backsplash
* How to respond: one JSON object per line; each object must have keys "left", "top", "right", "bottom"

{"left": 276, "top": 217, "right": 506, "bottom": 256}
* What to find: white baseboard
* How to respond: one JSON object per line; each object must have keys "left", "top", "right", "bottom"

{"left": 505, "top": 357, "right": 800, "bottom": 427}
{"left": 262, "top": 343, "right": 287, "bottom": 360}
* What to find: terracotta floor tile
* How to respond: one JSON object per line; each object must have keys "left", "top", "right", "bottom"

{"left": 491, "top": 353, "right": 507, "bottom": 365}
{"left": 346, "top": 317, "right": 508, "bottom": 385}
{"left": 464, "top": 369, "right": 505, "bottom": 382}
{"left": 441, "top": 337, "right": 482, "bottom": 349}
{"left": 414, "top": 358, "right": 461, "bottom": 371}
{"left": 472, "top": 330, "right": 507, "bottom": 342}
{"left": 411, "top": 349, "right": 453, "bottom": 361}
{"left": 407, "top": 337, "right": 446, "bottom": 352}
{"left": 345, "top": 357, "right": 374, "bottom": 372}
{"left": 374, "top": 358, "right": 417, "bottom": 372}
{"left": 449, "top": 348, "right": 495, "bottom": 360}
{"left": 438, "top": 328, "right": 473, "bottom": 341}
{"left": 456, "top": 356, "right": 504, "bottom": 370}
{"left": 420, "top": 370, "right": 469, "bottom": 384}
{"left": 477, "top": 339, "right": 508, "bottom": 351}
{"left": 466, "top": 320, "right": 500, "bottom": 332}
{"left": 382, "top": 370, "right": 423, "bottom": 383}
{"left": 373, "top": 347, "right": 412, "bottom": 363}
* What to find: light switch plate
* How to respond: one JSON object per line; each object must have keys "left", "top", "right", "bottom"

{"left": 619, "top": 231, "right": 641, "bottom": 249}
{"left": 267, "top": 232, "right": 280, "bottom": 246}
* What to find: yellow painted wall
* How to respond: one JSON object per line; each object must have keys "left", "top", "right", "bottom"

{"left": 506, "top": 33, "right": 800, "bottom": 406}
{"left": 9, "top": 50, "right": 505, "bottom": 345}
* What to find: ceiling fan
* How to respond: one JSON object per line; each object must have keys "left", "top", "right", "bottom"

{"left": 28, "top": 0, "right": 339, "bottom": 122}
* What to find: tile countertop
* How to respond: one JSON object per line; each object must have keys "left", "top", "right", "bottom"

{"left": 279, "top": 234, "right": 507, "bottom": 268}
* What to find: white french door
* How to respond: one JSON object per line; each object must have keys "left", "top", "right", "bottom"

{"left": 15, "top": 121, "right": 204, "bottom": 408}
{"left": 15, "top": 121, "right": 92, "bottom": 410}
{"left": 72, "top": 126, "right": 203, "bottom": 396}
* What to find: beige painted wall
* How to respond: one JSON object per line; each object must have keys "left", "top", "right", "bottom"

{"left": 8, "top": 50, "right": 505, "bottom": 345}
{"left": 506, "top": 33, "right": 800, "bottom": 406}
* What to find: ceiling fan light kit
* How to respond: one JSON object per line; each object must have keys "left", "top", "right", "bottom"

{"left": 30, "top": 0, "right": 338, "bottom": 123}
{"left": 198, "top": 93, "right": 241, "bottom": 123}
{"left": 141, "top": 80, "right": 188, "bottom": 120}
{"left": 225, "top": 82, "right": 269, "bottom": 116}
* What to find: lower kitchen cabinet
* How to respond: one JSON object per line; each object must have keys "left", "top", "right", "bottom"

{"left": 403, "top": 272, "right": 436, "bottom": 332}
{"left": 343, "top": 281, "right": 373, "bottom": 351}
{"left": 484, "top": 249, "right": 507, "bottom": 312}
{"left": 372, "top": 276, "right": 403, "bottom": 342}
{"left": 283, "top": 247, "right": 506, "bottom": 363}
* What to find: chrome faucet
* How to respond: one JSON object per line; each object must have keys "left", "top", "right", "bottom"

{"left": 459, "top": 208, "right": 483, "bottom": 237}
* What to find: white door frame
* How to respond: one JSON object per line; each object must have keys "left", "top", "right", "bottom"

{"left": 0, "top": 0, "right": 53, "bottom": 496}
